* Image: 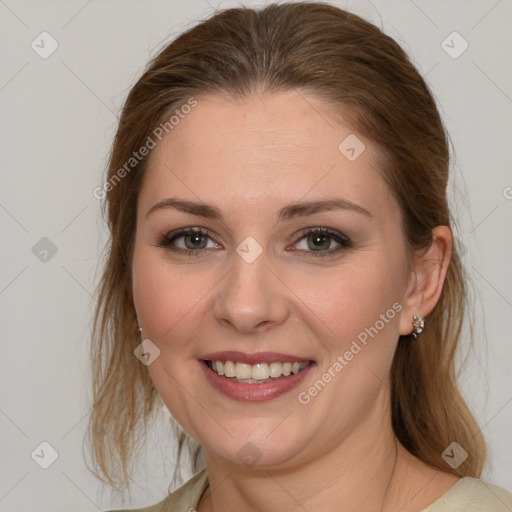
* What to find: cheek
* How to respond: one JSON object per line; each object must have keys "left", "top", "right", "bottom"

{"left": 132, "top": 248, "right": 203, "bottom": 349}
{"left": 291, "top": 261, "right": 404, "bottom": 421}
{"left": 289, "top": 260, "right": 406, "bottom": 400}
{"left": 295, "top": 261, "right": 402, "bottom": 345}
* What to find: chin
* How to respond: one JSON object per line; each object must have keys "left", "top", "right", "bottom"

{"left": 201, "top": 423, "right": 315, "bottom": 470}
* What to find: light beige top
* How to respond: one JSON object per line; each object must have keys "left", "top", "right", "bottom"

{"left": 108, "top": 468, "right": 512, "bottom": 511}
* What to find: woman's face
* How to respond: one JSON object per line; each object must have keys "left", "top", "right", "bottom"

{"left": 132, "top": 91, "right": 415, "bottom": 469}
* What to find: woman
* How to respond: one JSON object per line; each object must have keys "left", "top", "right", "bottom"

{"left": 88, "top": 2, "right": 512, "bottom": 511}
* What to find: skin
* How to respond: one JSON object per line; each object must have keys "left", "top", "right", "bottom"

{"left": 132, "top": 90, "right": 457, "bottom": 511}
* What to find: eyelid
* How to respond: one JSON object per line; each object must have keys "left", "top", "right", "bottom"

{"left": 292, "top": 226, "right": 351, "bottom": 244}
{"left": 288, "top": 227, "right": 352, "bottom": 257}
{"left": 157, "top": 227, "right": 222, "bottom": 249}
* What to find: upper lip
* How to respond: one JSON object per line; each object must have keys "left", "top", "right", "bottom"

{"left": 200, "top": 351, "right": 314, "bottom": 365}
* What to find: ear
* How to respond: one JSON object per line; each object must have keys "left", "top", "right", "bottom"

{"left": 399, "top": 225, "right": 453, "bottom": 336}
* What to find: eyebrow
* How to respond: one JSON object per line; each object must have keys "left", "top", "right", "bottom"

{"left": 146, "top": 197, "right": 372, "bottom": 221}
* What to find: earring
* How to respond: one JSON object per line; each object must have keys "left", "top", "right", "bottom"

{"left": 138, "top": 327, "right": 143, "bottom": 336}
{"left": 411, "top": 315, "right": 425, "bottom": 338}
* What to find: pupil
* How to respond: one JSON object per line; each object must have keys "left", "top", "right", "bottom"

{"left": 309, "top": 234, "right": 330, "bottom": 251}
{"left": 186, "top": 233, "right": 207, "bottom": 250}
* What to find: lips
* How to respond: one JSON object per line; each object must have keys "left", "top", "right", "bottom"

{"left": 198, "top": 351, "right": 316, "bottom": 401}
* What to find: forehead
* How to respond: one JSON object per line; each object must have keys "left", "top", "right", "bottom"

{"left": 140, "top": 91, "right": 395, "bottom": 218}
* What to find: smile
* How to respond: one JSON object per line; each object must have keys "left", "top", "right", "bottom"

{"left": 199, "top": 358, "right": 316, "bottom": 401}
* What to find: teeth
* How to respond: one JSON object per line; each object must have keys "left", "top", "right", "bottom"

{"left": 236, "top": 362, "right": 252, "bottom": 380}
{"left": 224, "top": 361, "right": 236, "bottom": 378}
{"left": 208, "top": 360, "right": 311, "bottom": 380}
{"left": 269, "top": 362, "right": 282, "bottom": 378}
{"left": 252, "top": 363, "right": 270, "bottom": 380}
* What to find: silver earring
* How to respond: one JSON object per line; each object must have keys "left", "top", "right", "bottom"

{"left": 411, "top": 315, "right": 425, "bottom": 338}
{"left": 138, "top": 327, "right": 143, "bottom": 336}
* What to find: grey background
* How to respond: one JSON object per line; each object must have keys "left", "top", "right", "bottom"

{"left": 0, "top": 0, "right": 511, "bottom": 510}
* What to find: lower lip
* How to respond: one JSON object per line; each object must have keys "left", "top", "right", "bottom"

{"left": 199, "top": 360, "right": 315, "bottom": 402}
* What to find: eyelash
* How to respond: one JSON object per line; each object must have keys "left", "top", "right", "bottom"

{"left": 157, "top": 227, "right": 352, "bottom": 258}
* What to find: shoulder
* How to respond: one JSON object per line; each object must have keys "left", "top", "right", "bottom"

{"left": 423, "top": 477, "right": 512, "bottom": 511}
{"left": 105, "top": 468, "right": 209, "bottom": 512}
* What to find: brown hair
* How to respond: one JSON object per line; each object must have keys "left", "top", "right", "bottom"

{"left": 85, "top": 1, "right": 485, "bottom": 493}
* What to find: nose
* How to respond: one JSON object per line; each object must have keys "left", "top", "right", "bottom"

{"left": 213, "top": 251, "right": 290, "bottom": 334}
